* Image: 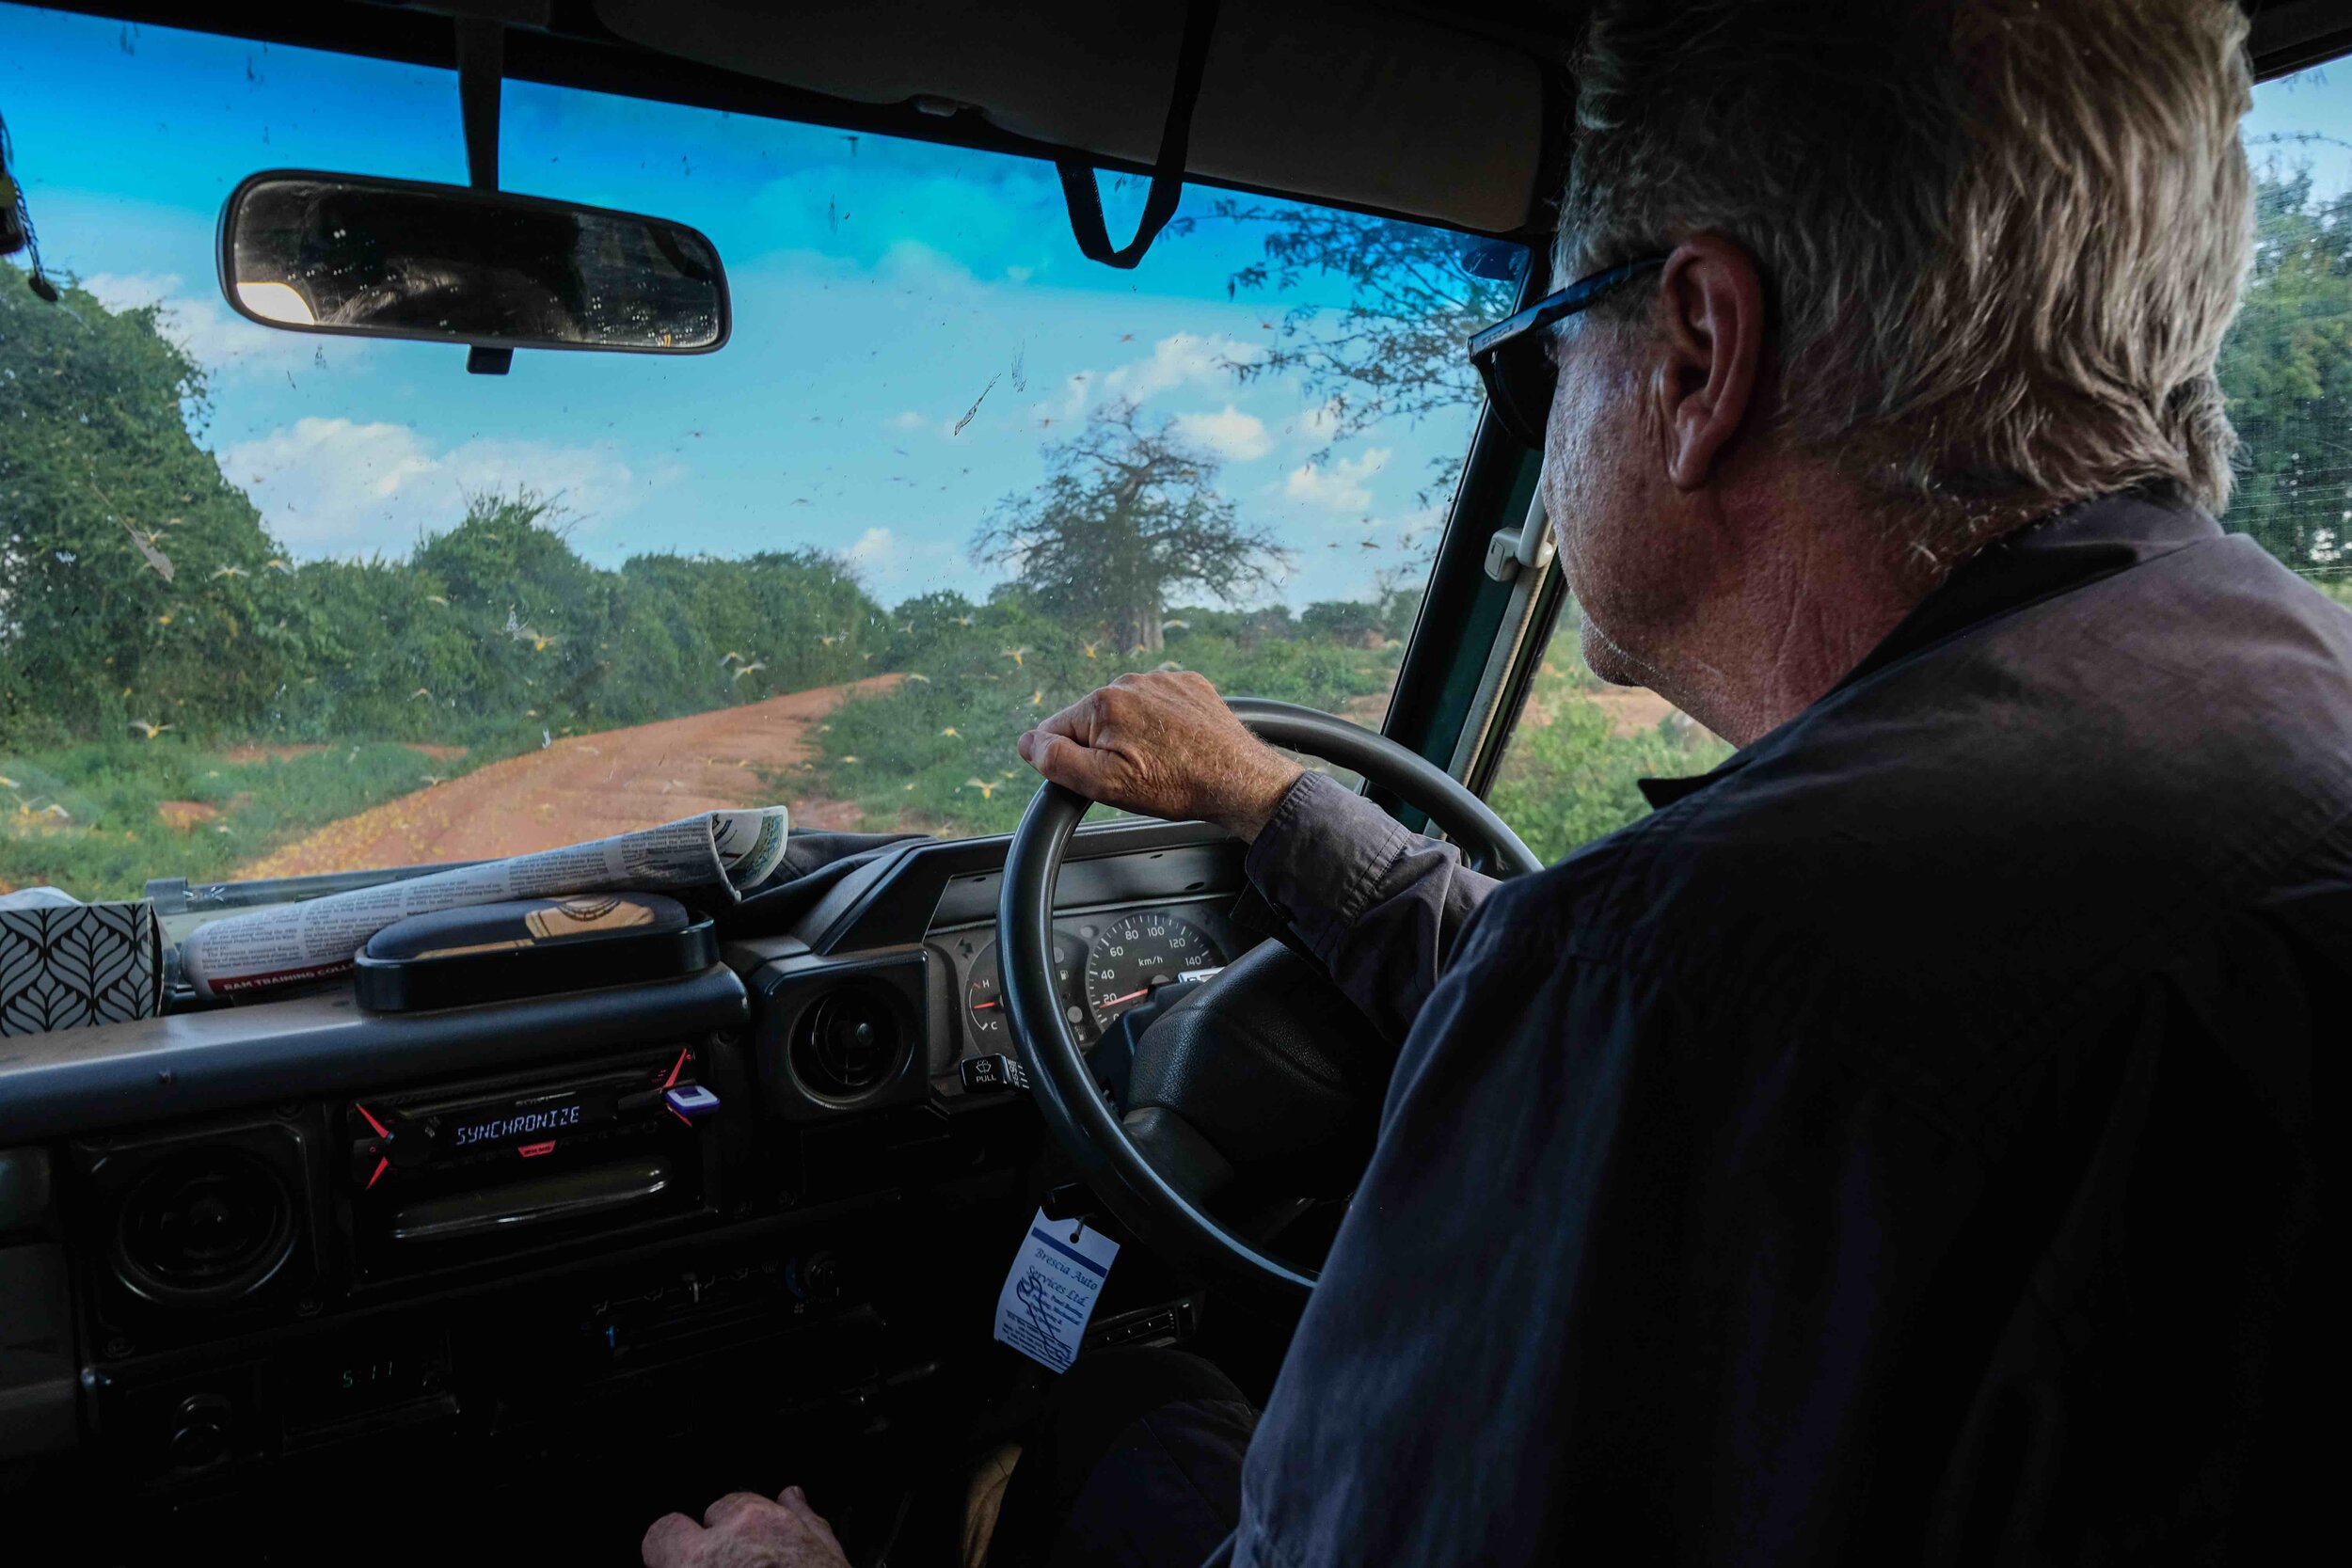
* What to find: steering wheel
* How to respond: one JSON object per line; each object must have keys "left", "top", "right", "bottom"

{"left": 997, "top": 698, "right": 1542, "bottom": 1299}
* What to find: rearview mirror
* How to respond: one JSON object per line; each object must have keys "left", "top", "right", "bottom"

{"left": 216, "top": 170, "right": 729, "bottom": 355}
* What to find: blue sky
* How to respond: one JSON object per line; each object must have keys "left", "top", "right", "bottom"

{"left": 8, "top": 8, "right": 2348, "bottom": 612}
{"left": 1, "top": 6, "right": 1505, "bottom": 606}
{"left": 2245, "top": 61, "right": 2352, "bottom": 196}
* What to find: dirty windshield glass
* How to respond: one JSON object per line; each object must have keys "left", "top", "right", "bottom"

{"left": 0, "top": 8, "right": 1516, "bottom": 900}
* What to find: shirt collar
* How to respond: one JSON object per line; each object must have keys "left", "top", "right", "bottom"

{"left": 1633, "top": 487, "right": 2224, "bottom": 810}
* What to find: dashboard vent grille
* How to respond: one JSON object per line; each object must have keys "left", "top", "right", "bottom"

{"left": 110, "top": 1148, "right": 296, "bottom": 1307}
{"left": 791, "top": 987, "right": 906, "bottom": 1101}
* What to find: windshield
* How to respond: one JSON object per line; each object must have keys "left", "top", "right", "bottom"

{"left": 0, "top": 8, "right": 1518, "bottom": 900}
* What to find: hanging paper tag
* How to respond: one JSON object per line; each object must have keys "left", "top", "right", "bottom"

{"left": 993, "top": 1207, "right": 1120, "bottom": 1373}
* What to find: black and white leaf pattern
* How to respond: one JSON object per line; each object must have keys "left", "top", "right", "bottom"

{"left": 90, "top": 904, "right": 156, "bottom": 1024}
{"left": 0, "top": 916, "right": 42, "bottom": 999}
{"left": 0, "top": 903, "right": 161, "bottom": 1037}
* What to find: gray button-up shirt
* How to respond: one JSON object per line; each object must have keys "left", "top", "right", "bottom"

{"left": 1218, "top": 491, "right": 2336, "bottom": 1564}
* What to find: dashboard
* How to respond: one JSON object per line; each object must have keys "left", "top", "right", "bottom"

{"left": 0, "top": 815, "right": 1253, "bottom": 1551}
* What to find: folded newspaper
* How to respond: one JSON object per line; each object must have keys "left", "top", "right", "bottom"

{"left": 178, "top": 806, "right": 788, "bottom": 1001}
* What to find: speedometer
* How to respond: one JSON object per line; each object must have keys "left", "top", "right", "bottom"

{"left": 1084, "top": 911, "right": 1224, "bottom": 1030}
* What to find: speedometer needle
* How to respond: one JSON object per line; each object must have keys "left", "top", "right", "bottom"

{"left": 1099, "top": 988, "right": 1152, "bottom": 1007}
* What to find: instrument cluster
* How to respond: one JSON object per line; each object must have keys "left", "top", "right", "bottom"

{"left": 936, "top": 900, "right": 1235, "bottom": 1056}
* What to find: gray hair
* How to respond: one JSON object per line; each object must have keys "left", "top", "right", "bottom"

{"left": 1558, "top": 0, "right": 2253, "bottom": 558}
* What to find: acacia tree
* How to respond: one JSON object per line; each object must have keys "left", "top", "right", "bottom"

{"left": 973, "top": 404, "right": 1290, "bottom": 654}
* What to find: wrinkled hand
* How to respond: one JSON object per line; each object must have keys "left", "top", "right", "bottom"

{"left": 1016, "top": 671, "right": 1303, "bottom": 842}
{"left": 642, "top": 1485, "right": 850, "bottom": 1568}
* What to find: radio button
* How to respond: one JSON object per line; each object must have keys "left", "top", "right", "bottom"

{"left": 664, "top": 1085, "right": 721, "bottom": 1120}
{"left": 348, "top": 1138, "right": 388, "bottom": 1183}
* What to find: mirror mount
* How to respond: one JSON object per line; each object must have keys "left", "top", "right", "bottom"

{"left": 456, "top": 16, "right": 501, "bottom": 194}
{"left": 457, "top": 16, "right": 504, "bottom": 370}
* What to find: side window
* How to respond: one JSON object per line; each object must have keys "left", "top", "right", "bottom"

{"left": 2221, "top": 67, "right": 2352, "bottom": 597}
{"left": 1486, "top": 62, "right": 2352, "bottom": 864}
{"left": 1486, "top": 616, "right": 1729, "bottom": 865}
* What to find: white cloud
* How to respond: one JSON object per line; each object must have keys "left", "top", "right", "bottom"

{"left": 1170, "top": 404, "right": 1273, "bottom": 462}
{"left": 1283, "top": 447, "right": 1391, "bottom": 511}
{"left": 1299, "top": 396, "right": 1347, "bottom": 442}
{"left": 78, "top": 271, "right": 326, "bottom": 378}
{"left": 885, "top": 409, "right": 927, "bottom": 431}
{"left": 872, "top": 239, "right": 987, "bottom": 294}
{"left": 844, "top": 525, "right": 971, "bottom": 603}
{"left": 77, "top": 272, "right": 177, "bottom": 313}
{"left": 1113, "top": 333, "right": 1263, "bottom": 400}
{"left": 217, "top": 417, "right": 640, "bottom": 556}
{"left": 1036, "top": 331, "right": 1265, "bottom": 421}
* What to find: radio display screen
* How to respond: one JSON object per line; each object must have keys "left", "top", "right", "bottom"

{"left": 355, "top": 1057, "right": 684, "bottom": 1180}
{"left": 436, "top": 1093, "right": 611, "bottom": 1153}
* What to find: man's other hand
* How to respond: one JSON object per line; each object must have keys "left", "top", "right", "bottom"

{"left": 642, "top": 1485, "right": 851, "bottom": 1568}
{"left": 1016, "top": 671, "right": 1305, "bottom": 841}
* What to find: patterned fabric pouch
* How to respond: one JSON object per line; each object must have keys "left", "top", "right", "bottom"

{"left": 0, "top": 899, "right": 164, "bottom": 1036}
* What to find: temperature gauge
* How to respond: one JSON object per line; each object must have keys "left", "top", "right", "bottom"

{"left": 964, "top": 940, "right": 1007, "bottom": 1043}
{"left": 963, "top": 936, "right": 1098, "bottom": 1049}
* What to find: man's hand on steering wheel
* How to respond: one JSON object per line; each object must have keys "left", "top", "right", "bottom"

{"left": 1017, "top": 671, "right": 1302, "bottom": 840}
{"left": 642, "top": 1485, "right": 850, "bottom": 1568}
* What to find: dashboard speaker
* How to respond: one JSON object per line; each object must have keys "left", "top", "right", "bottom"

{"left": 76, "top": 1120, "right": 311, "bottom": 1324}
{"left": 791, "top": 987, "right": 907, "bottom": 1101}
{"left": 110, "top": 1148, "right": 296, "bottom": 1307}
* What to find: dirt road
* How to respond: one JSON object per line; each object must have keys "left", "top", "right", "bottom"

{"left": 234, "top": 675, "right": 900, "bottom": 880}
{"left": 1343, "top": 671, "right": 1677, "bottom": 741}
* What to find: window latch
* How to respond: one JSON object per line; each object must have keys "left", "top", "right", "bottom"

{"left": 1485, "top": 495, "right": 1556, "bottom": 583}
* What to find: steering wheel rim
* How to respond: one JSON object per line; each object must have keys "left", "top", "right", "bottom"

{"left": 997, "top": 698, "right": 1541, "bottom": 1300}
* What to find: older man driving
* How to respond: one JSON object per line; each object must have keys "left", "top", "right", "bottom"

{"left": 647, "top": 0, "right": 2332, "bottom": 1562}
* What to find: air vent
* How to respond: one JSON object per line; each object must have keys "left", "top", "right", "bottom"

{"left": 791, "top": 986, "right": 908, "bottom": 1101}
{"left": 110, "top": 1148, "right": 296, "bottom": 1308}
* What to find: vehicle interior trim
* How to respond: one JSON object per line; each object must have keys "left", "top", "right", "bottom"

{"left": 0, "top": 966, "right": 748, "bottom": 1144}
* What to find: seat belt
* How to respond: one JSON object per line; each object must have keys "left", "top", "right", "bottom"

{"left": 1054, "top": 0, "right": 1220, "bottom": 270}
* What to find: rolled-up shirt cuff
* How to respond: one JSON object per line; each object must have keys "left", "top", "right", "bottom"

{"left": 1243, "top": 769, "right": 1418, "bottom": 960}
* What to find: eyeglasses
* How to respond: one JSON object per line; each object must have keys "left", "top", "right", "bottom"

{"left": 1468, "top": 256, "right": 1667, "bottom": 450}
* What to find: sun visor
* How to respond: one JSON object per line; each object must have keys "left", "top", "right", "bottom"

{"left": 589, "top": 0, "right": 1549, "bottom": 233}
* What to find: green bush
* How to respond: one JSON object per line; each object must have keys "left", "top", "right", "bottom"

{"left": 1487, "top": 659, "right": 1731, "bottom": 864}
{"left": 1, "top": 268, "right": 889, "bottom": 756}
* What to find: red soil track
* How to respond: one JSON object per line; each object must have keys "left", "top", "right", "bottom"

{"left": 234, "top": 675, "right": 899, "bottom": 880}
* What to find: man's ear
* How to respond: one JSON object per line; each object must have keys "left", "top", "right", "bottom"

{"left": 1649, "top": 234, "right": 1769, "bottom": 492}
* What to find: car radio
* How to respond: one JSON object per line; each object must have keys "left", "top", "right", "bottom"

{"left": 342, "top": 1044, "right": 724, "bottom": 1276}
